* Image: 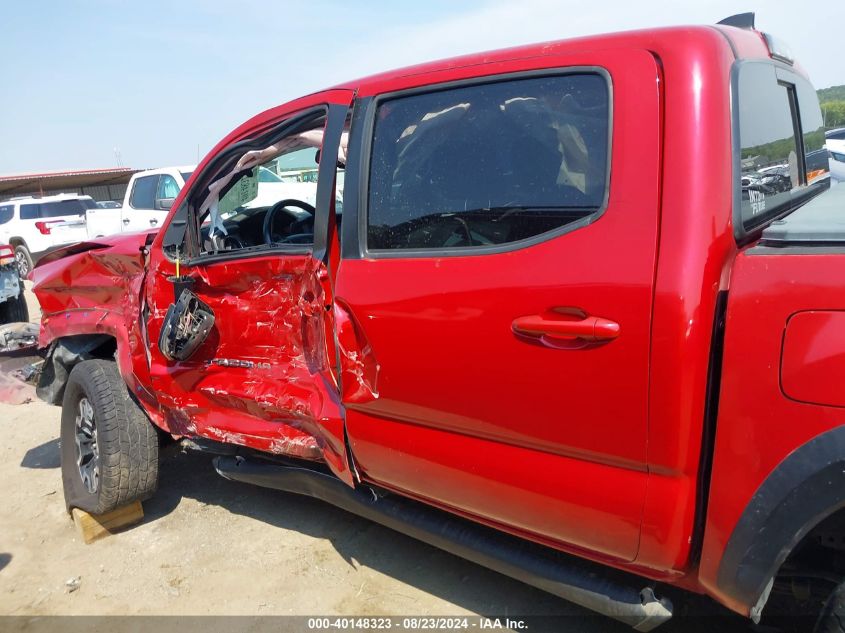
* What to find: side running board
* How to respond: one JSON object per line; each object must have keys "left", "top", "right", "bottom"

{"left": 214, "top": 456, "right": 672, "bottom": 631}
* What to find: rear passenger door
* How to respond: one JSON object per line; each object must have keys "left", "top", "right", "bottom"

{"left": 335, "top": 50, "right": 661, "bottom": 561}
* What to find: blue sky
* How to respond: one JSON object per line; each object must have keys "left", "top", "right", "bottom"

{"left": 1, "top": 0, "right": 842, "bottom": 174}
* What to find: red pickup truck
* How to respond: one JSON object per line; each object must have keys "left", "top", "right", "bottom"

{"left": 29, "top": 13, "right": 844, "bottom": 631}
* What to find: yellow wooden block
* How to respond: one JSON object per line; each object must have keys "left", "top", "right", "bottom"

{"left": 71, "top": 500, "right": 144, "bottom": 544}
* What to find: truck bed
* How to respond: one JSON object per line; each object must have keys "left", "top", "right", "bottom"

{"left": 760, "top": 183, "right": 845, "bottom": 245}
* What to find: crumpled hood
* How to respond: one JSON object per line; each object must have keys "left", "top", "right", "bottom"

{"left": 32, "top": 229, "right": 157, "bottom": 270}
{"left": 30, "top": 230, "right": 154, "bottom": 317}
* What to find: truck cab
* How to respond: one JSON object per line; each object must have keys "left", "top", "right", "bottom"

{"left": 28, "top": 15, "right": 845, "bottom": 631}
{"left": 119, "top": 165, "right": 194, "bottom": 233}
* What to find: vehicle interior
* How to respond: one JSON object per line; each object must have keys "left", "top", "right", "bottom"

{"left": 366, "top": 73, "right": 610, "bottom": 250}
{"left": 185, "top": 114, "right": 342, "bottom": 257}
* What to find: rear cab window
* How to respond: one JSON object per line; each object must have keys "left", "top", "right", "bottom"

{"left": 736, "top": 62, "right": 829, "bottom": 236}
{"left": 365, "top": 72, "right": 610, "bottom": 252}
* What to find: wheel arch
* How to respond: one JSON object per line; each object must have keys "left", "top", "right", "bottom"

{"left": 8, "top": 236, "right": 28, "bottom": 249}
{"left": 715, "top": 425, "right": 845, "bottom": 621}
{"left": 37, "top": 333, "right": 119, "bottom": 405}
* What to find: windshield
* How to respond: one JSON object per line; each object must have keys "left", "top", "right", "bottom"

{"left": 180, "top": 171, "right": 194, "bottom": 183}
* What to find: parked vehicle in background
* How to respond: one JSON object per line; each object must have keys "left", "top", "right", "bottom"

{"left": 29, "top": 13, "right": 845, "bottom": 632}
{"left": 826, "top": 129, "right": 845, "bottom": 181}
{"left": 112, "top": 166, "right": 194, "bottom": 234}
{"left": 86, "top": 164, "right": 330, "bottom": 238}
{"left": 0, "top": 244, "right": 28, "bottom": 323}
{"left": 831, "top": 151, "right": 845, "bottom": 182}
{"left": 0, "top": 193, "right": 95, "bottom": 276}
{"left": 83, "top": 167, "right": 196, "bottom": 237}
{"left": 827, "top": 128, "right": 845, "bottom": 154}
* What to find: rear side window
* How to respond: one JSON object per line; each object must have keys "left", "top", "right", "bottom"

{"left": 130, "top": 175, "right": 159, "bottom": 209}
{"left": 0, "top": 205, "right": 13, "bottom": 224}
{"left": 40, "top": 200, "right": 87, "bottom": 217}
{"left": 20, "top": 204, "right": 40, "bottom": 220}
{"left": 737, "top": 63, "right": 829, "bottom": 233}
{"left": 366, "top": 73, "right": 610, "bottom": 251}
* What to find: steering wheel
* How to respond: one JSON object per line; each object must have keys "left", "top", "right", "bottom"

{"left": 263, "top": 199, "right": 316, "bottom": 245}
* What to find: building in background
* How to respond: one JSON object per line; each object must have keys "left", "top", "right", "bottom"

{"left": 0, "top": 168, "right": 141, "bottom": 203}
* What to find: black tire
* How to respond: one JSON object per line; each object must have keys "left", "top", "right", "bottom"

{"left": 0, "top": 290, "right": 29, "bottom": 324}
{"left": 60, "top": 360, "right": 158, "bottom": 514}
{"left": 816, "top": 582, "right": 845, "bottom": 633}
{"left": 14, "top": 245, "right": 33, "bottom": 278}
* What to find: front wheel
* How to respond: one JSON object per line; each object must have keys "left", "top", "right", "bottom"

{"left": 60, "top": 360, "right": 159, "bottom": 514}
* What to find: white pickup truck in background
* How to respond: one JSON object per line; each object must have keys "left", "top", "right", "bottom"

{"left": 85, "top": 166, "right": 195, "bottom": 236}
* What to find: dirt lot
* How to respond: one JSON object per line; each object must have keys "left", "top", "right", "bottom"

{"left": 0, "top": 287, "right": 749, "bottom": 632}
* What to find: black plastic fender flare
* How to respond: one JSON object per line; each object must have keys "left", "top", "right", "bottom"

{"left": 717, "top": 425, "right": 845, "bottom": 620}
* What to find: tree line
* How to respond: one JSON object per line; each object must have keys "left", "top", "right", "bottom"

{"left": 819, "top": 85, "right": 845, "bottom": 129}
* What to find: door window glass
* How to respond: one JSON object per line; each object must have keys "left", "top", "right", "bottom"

{"left": 130, "top": 175, "right": 159, "bottom": 209}
{"left": 366, "top": 73, "right": 610, "bottom": 251}
{"left": 0, "top": 205, "right": 13, "bottom": 224}
{"left": 157, "top": 175, "right": 181, "bottom": 201}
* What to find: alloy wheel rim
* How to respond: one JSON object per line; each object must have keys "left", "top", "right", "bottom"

{"left": 15, "top": 251, "right": 28, "bottom": 277}
{"left": 75, "top": 397, "right": 99, "bottom": 494}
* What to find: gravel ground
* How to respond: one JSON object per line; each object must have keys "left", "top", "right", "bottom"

{"left": 0, "top": 285, "right": 752, "bottom": 633}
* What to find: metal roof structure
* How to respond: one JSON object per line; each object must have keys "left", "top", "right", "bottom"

{"left": 0, "top": 168, "right": 142, "bottom": 199}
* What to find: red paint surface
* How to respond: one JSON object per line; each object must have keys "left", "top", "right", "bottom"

{"left": 338, "top": 47, "right": 661, "bottom": 562}
{"left": 781, "top": 311, "right": 845, "bottom": 408}
{"left": 142, "top": 89, "right": 356, "bottom": 482}
{"left": 698, "top": 251, "right": 845, "bottom": 613}
{"left": 30, "top": 23, "right": 829, "bottom": 617}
